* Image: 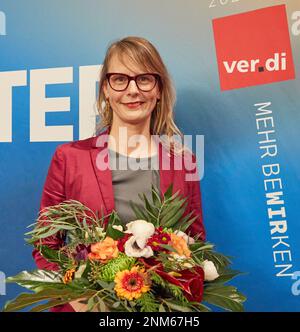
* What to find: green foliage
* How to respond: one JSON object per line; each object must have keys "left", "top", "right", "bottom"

{"left": 167, "top": 284, "right": 189, "bottom": 304}
{"left": 202, "top": 284, "right": 247, "bottom": 312}
{"left": 99, "top": 253, "right": 136, "bottom": 282}
{"left": 129, "top": 184, "right": 197, "bottom": 231}
{"left": 36, "top": 245, "right": 71, "bottom": 270}
{"left": 105, "top": 211, "right": 125, "bottom": 240}
{"left": 3, "top": 184, "right": 247, "bottom": 312}
{"left": 5, "top": 270, "right": 63, "bottom": 292}
{"left": 3, "top": 287, "right": 96, "bottom": 312}
{"left": 150, "top": 271, "right": 188, "bottom": 304}
{"left": 136, "top": 292, "right": 159, "bottom": 312}
{"left": 25, "top": 200, "right": 108, "bottom": 245}
{"left": 191, "top": 240, "right": 233, "bottom": 271}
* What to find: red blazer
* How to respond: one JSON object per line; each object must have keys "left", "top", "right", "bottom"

{"left": 32, "top": 128, "right": 205, "bottom": 312}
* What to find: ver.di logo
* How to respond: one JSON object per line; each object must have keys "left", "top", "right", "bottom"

{"left": 0, "top": 11, "right": 6, "bottom": 36}
{"left": 212, "top": 5, "right": 295, "bottom": 91}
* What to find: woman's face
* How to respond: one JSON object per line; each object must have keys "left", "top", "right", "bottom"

{"left": 103, "top": 54, "right": 161, "bottom": 126}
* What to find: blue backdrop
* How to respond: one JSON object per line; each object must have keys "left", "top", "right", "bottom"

{"left": 0, "top": 0, "right": 299, "bottom": 311}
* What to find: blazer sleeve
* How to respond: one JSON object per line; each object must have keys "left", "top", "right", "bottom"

{"left": 32, "top": 146, "right": 66, "bottom": 271}
{"left": 186, "top": 153, "right": 206, "bottom": 241}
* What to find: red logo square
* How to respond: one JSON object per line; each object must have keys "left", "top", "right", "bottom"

{"left": 212, "top": 5, "right": 295, "bottom": 91}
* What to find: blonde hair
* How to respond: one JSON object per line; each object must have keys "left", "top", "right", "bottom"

{"left": 96, "top": 36, "right": 191, "bottom": 156}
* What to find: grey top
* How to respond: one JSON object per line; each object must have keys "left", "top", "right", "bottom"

{"left": 108, "top": 149, "right": 160, "bottom": 225}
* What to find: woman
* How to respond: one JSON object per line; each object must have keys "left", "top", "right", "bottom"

{"left": 32, "top": 36, "right": 205, "bottom": 312}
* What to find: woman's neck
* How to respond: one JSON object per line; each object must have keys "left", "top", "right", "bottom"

{"left": 108, "top": 123, "right": 157, "bottom": 158}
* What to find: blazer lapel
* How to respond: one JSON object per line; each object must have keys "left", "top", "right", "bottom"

{"left": 90, "top": 128, "right": 115, "bottom": 216}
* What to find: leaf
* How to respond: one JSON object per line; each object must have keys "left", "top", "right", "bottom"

{"left": 66, "top": 278, "right": 91, "bottom": 291}
{"left": 106, "top": 224, "right": 124, "bottom": 240}
{"left": 176, "top": 214, "right": 197, "bottom": 233}
{"left": 164, "top": 191, "right": 182, "bottom": 205}
{"left": 210, "top": 270, "right": 244, "bottom": 285}
{"left": 151, "top": 185, "right": 161, "bottom": 207}
{"left": 163, "top": 300, "right": 193, "bottom": 312}
{"left": 161, "top": 201, "right": 186, "bottom": 227}
{"left": 112, "top": 301, "right": 120, "bottom": 309}
{"left": 190, "top": 302, "right": 211, "bottom": 312}
{"left": 105, "top": 212, "right": 125, "bottom": 240}
{"left": 37, "top": 246, "right": 70, "bottom": 266}
{"left": 3, "top": 288, "right": 95, "bottom": 312}
{"left": 164, "top": 183, "right": 174, "bottom": 200}
{"left": 25, "top": 225, "right": 51, "bottom": 236}
{"left": 82, "top": 218, "right": 91, "bottom": 237}
{"left": 193, "top": 249, "right": 233, "bottom": 271}
{"left": 129, "top": 201, "right": 148, "bottom": 221}
{"left": 190, "top": 242, "right": 214, "bottom": 252}
{"left": 159, "top": 202, "right": 177, "bottom": 220}
{"left": 87, "top": 297, "right": 96, "bottom": 312}
{"left": 171, "top": 210, "right": 193, "bottom": 230}
{"left": 202, "top": 284, "right": 247, "bottom": 312}
{"left": 159, "top": 244, "right": 177, "bottom": 253}
{"left": 29, "top": 228, "right": 59, "bottom": 240}
{"left": 97, "top": 297, "right": 108, "bottom": 312}
{"left": 159, "top": 303, "right": 166, "bottom": 312}
{"left": 6, "top": 270, "right": 63, "bottom": 292}
{"left": 74, "top": 263, "right": 87, "bottom": 279}
{"left": 202, "top": 251, "right": 233, "bottom": 270}
{"left": 29, "top": 298, "right": 77, "bottom": 312}
{"left": 81, "top": 260, "right": 92, "bottom": 280}
{"left": 97, "top": 280, "right": 115, "bottom": 290}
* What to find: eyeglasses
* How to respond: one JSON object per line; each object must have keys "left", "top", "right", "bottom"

{"left": 106, "top": 73, "right": 160, "bottom": 92}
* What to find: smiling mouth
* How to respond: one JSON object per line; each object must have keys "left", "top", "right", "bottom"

{"left": 123, "top": 102, "right": 145, "bottom": 108}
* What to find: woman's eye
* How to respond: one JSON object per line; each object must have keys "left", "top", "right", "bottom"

{"left": 139, "top": 76, "right": 150, "bottom": 82}
{"left": 115, "top": 76, "right": 126, "bottom": 82}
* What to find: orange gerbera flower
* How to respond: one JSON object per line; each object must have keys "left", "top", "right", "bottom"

{"left": 88, "top": 237, "right": 119, "bottom": 263}
{"left": 63, "top": 268, "right": 76, "bottom": 284}
{"left": 114, "top": 266, "right": 151, "bottom": 300}
{"left": 169, "top": 233, "right": 191, "bottom": 258}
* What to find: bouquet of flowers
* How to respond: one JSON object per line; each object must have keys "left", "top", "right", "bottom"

{"left": 3, "top": 184, "right": 246, "bottom": 312}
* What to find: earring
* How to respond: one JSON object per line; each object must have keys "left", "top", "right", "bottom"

{"left": 105, "top": 99, "right": 110, "bottom": 113}
{"left": 156, "top": 100, "right": 161, "bottom": 112}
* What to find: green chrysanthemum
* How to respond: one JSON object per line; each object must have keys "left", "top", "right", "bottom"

{"left": 99, "top": 253, "right": 136, "bottom": 282}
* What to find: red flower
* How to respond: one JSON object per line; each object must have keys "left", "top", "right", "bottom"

{"left": 141, "top": 258, "right": 204, "bottom": 302}
{"left": 147, "top": 232, "right": 171, "bottom": 251}
{"left": 117, "top": 233, "right": 132, "bottom": 252}
{"left": 147, "top": 228, "right": 171, "bottom": 252}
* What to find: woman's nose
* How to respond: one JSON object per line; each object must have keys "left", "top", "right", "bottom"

{"left": 127, "top": 79, "right": 140, "bottom": 94}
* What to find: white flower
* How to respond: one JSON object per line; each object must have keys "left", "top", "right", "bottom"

{"left": 123, "top": 220, "right": 155, "bottom": 258}
{"left": 174, "top": 230, "right": 195, "bottom": 245}
{"left": 124, "top": 235, "right": 154, "bottom": 258}
{"left": 112, "top": 225, "right": 123, "bottom": 232}
{"left": 203, "top": 260, "right": 219, "bottom": 281}
{"left": 125, "top": 219, "right": 155, "bottom": 238}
